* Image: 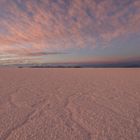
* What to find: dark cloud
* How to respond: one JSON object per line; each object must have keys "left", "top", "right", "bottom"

{"left": 26, "top": 51, "right": 69, "bottom": 56}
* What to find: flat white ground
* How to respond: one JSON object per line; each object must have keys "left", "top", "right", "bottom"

{"left": 0, "top": 68, "right": 140, "bottom": 140}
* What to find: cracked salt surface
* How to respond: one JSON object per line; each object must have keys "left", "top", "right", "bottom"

{"left": 0, "top": 68, "right": 140, "bottom": 140}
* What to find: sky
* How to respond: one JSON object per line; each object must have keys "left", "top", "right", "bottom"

{"left": 0, "top": 0, "right": 140, "bottom": 65}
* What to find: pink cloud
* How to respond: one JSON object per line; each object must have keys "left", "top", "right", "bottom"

{"left": 0, "top": 0, "right": 139, "bottom": 57}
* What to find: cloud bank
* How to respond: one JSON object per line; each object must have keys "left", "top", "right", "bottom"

{"left": 0, "top": 0, "right": 140, "bottom": 64}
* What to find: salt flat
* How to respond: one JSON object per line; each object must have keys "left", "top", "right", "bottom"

{"left": 0, "top": 68, "right": 140, "bottom": 140}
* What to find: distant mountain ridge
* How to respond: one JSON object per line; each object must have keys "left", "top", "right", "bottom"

{"left": 18, "top": 61, "right": 140, "bottom": 68}
{"left": 0, "top": 60, "right": 140, "bottom": 68}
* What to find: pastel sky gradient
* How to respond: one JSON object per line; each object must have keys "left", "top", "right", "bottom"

{"left": 0, "top": 0, "right": 140, "bottom": 65}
